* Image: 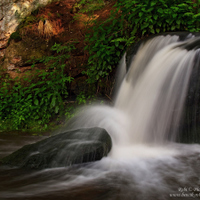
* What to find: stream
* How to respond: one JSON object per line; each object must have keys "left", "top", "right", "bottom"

{"left": 1, "top": 132, "right": 200, "bottom": 200}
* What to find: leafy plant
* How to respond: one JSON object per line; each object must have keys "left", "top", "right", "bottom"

{"left": 76, "top": 92, "right": 87, "bottom": 104}
{"left": 117, "top": 0, "right": 200, "bottom": 36}
{"left": 0, "top": 42, "right": 76, "bottom": 131}
{"left": 84, "top": 0, "right": 200, "bottom": 83}
{"left": 75, "top": 0, "right": 106, "bottom": 14}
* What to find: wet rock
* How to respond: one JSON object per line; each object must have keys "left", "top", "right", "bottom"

{"left": 1, "top": 127, "right": 112, "bottom": 169}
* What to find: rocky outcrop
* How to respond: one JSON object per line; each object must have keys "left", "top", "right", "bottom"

{"left": 3, "top": 36, "right": 53, "bottom": 78}
{"left": 0, "top": 0, "right": 112, "bottom": 96}
{"left": 0, "top": 0, "right": 91, "bottom": 100}
{"left": 1, "top": 127, "right": 112, "bottom": 169}
{"left": 0, "top": 0, "right": 61, "bottom": 58}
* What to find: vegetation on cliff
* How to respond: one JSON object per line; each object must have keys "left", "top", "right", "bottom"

{"left": 0, "top": 0, "right": 200, "bottom": 132}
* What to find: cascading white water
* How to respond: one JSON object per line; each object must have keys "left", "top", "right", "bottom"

{"left": 68, "top": 34, "right": 200, "bottom": 159}
{"left": 115, "top": 37, "right": 195, "bottom": 144}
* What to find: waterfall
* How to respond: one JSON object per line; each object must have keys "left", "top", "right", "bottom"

{"left": 66, "top": 33, "right": 200, "bottom": 159}
{"left": 115, "top": 36, "right": 196, "bottom": 144}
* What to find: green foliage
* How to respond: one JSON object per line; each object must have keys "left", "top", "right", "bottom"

{"left": 31, "top": 8, "right": 40, "bottom": 16}
{"left": 0, "top": 42, "right": 76, "bottom": 131}
{"left": 76, "top": 0, "right": 106, "bottom": 13}
{"left": 8, "top": 32, "right": 22, "bottom": 44}
{"left": 65, "top": 105, "right": 76, "bottom": 120}
{"left": 10, "top": 31, "right": 22, "bottom": 41}
{"left": 76, "top": 92, "right": 87, "bottom": 104}
{"left": 84, "top": 0, "right": 200, "bottom": 83}
{"left": 64, "top": 94, "right": 97, "bottom": 120}
{"left": 21, "top": 15, "right": 38, "bottom": 27}
{"left": 117, "top": 0, "right": 200, "bottom": 35}
{"left": 18, "top": 14, "right": 42, "bottom": 30}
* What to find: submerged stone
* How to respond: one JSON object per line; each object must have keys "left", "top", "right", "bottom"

{"left": 1, "top": 127, "right": 112, "bottom": 169}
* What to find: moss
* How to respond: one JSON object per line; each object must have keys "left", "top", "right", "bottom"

{"left": 24, "top": 15, "right": 38, "bottom": 25}
{"left": 17, "top": 15, "right": 38, "bottom": 30}
{"left": 7, "top": 32, "right": 22, "bottom": 46}
{"left": 31, "top": 8, "right": 40, "bottom": 16}
{"left": 9, "top": 32, "right": 22, "bottom": 42}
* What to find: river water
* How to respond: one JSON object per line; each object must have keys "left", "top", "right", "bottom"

{"left": 1, "top": 133, "right": 200, "bottom": 200}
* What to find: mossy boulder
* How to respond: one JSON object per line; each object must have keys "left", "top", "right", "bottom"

{"left": 1, "top": 127, "right": 112, "bottom": 169}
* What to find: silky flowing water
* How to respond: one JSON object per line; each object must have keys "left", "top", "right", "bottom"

{"left": 1, "top": 34, "right": 200, "bottom": 200}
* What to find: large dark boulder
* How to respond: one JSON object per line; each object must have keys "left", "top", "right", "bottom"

{"left": 0, "top": 127, "right": 112, "bottom": 169}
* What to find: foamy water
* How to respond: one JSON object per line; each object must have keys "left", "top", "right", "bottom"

{"left": 2, "top": 142, "right": 200, "bottom": 199}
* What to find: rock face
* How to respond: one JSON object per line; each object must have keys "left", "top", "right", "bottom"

{"left": 1, "top": 127, "right": 112, "bottom": 169}
{"left": 0, "top": 0, "right": 61, "bottom": 58}
{"left": 0, "top": 0, "right": 89, "bottom": 94}
{"left": 3, "top": 37, "right": 52, "bottom": 77}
